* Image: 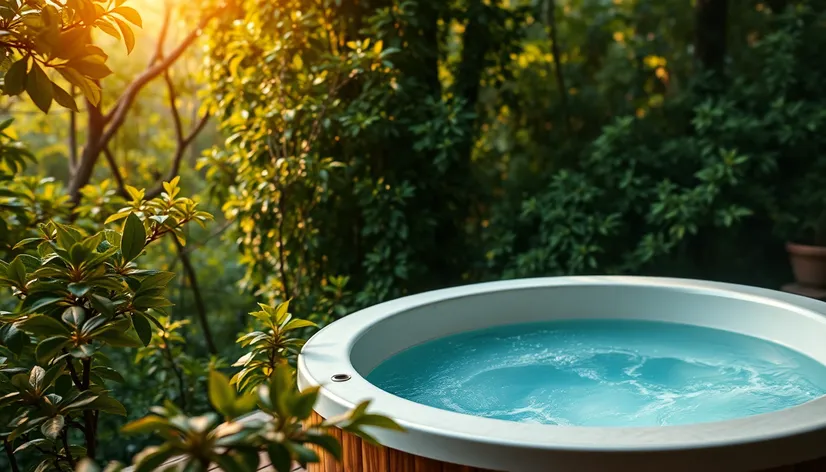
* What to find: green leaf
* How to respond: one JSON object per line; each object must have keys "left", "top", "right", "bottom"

{"left": 302, "top": 432, "right": 342, "bottom": 460}
{"left": 121, "top": 415, "right": 167, "bottom": 435}
{"left": 121, "top": 213, "right": 146, "bottom": 262}
{"left": 7, "top": 255, "right": 27, "bottom": 286}
{"left": 4, "top": 58, "right": 27, "bottom": 95}
{"left": 24, "top": 295, "right": 66, "bottom": 313}
{"left": 14, "top": 438, "right": 49, "bottom": 454}
{"left": 88, "top": 294, "right": 115, "bottom": 317}
{"left": 62, "top": 306, "right": 86, "bottom": 327}
{"left": 67, "top": 282, "right": 91, "bottom": 297}
{"left": 274, "top": 300, "right": 290, "bottom": 325}
{"left": 86, "top": 395, "right": 127, "bottom": 416}
{"left": 26, "top": 61, "right": 53, "bottom": 113}
{"left": 0, "top": 324, "right": 28, "bottom": 355}
{"left": 51, "top": 81, "right": 78, "bottom": 111}
{"left": 63, "top": 393, "right": 100, "bottom": 411}
{"left": 354, "top": 413, "right": 405, "bottom": 431}
{"left": 131, "top": 312, "right": 152, "bottom": 347}
{"left": 18, "top": 315, "right": 71, "bottom": 336}
{"left": 290, "top": 388, "right": 319, "bottom": 421}
{"left": 136, "top": 272, "right": 176, "bottom": 292}
{"left": 35, "top": 336, "right": 69, "bottom": 364}
{"left": 267, "top": 443, "right": 294, "bottom": 472}
{"left": 209, "top": 369, "right": 236, "bottom": 417}
{"left": 214, "top": 449, "right": 260, "bottom": 472}
{"left": 133, "top": 445, "right": 176, "bottom": 472}
{"left": 93, "top": 366, "right": 125, "bottom": 383}
{"left": 285, "top": 442, "right": 319, "bottom": 465}
{"left": 94, "top": 327, "right": 142, "bottom": 348}
{"left": 41, "top": 415, "right": 64, "bottom": 440}
{"left": 282, "top": 319, "right": 317, "bottom": 332}
{"left": 112, "top": 6, "right": 142, "bottom": 26}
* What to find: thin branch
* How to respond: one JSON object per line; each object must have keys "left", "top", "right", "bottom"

{"left": 147, "top": 2, "right": 173, "bottom": 67}
{"left": 3, "top": 437, "right": 20, "bottom": 472}
{"left": 173, "top": 237, "right": 218, "bottom": 354}
{"left": 62, "top": 350, "right": 82, "bottom": 389}
{"left": 81, "top": 358, "right": 95, "bottom": 458}
{"left": 60, "top": 430, "right": 75, "bottom": 468}
{"left": 180, "top": 217, "right": 236, "bottom": 256}
{"left": 145, "top": 112, "right": 209, "bottom": 200}
{"left": 68, "top": 86, "right": 77, "bottom": 174}
{"left": 103, "top": 146, "right": 128, "bottom": 198}
{"left": 97, "top": 7, "right": 222, "bottom": 157}
{"left": 164, "top": 71, "right": 185, "bottom": 144}
{"left": 161, "top": 340, "right": 188, "bottom": 411}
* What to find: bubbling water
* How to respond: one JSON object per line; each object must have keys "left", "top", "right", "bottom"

{"left": 366, "top": 320, "right": 826, "bottom": 427}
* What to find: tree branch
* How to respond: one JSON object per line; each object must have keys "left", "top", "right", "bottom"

{"left": 164, "top": 71, "right": 185, "bottom": 144}
{"left": 68, "top": 86, "right": 78, "bottom": 174}
{"left": 145, "top": 112, "right": 209, "bottom": 200}
{"left": 102, "top": 146, "right": 128, "bottom": 198}
{"left": 97, "top": 7, "right": 222, "bottom": 160}
{"left": 173, "top": 237, "right": 218, "bottom": 354}
{"left": 3, "top": 437, "right": 20, "bottom": 472}
{"left": 60, "top": 429, "right": 75, "bottom": 468}
{"left": 147, "top": 2, "right": 173, "bottom": 67}
{"left": 62, "top": 350, "right": 82, "bottom": 389}
{"left": 161, "top": 339, "right": 188, "bottom": 411}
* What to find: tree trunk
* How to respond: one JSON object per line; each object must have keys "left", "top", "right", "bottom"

{"left": 69, "top": 102, "right": 103, "bottom": 204}
{"left": 695, "top": 0, "right": 728, "bottom": 74}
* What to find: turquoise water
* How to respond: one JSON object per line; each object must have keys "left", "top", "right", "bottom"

{"left": 366, "top": 320, "right": 826, "bottom": 427}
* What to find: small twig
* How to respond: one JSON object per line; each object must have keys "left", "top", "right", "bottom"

{"left": 173, "top": 237, "right": 218, "bottom": 354}
{"left": 60, "top": 429, "right": 75, "bottom": 468}
{"left": 81, "top": 358, "right": 96, "bottom": 458}
{"left": 147, "top": 2, "right": 172, "bottom": 67}
{"left": 62, "top": 350, "right": 82, "bottom": 389}
{"left": 160, "top": 340, "right": 188, "bottom": 411}
{"left": 180, "top": 218, "right": 236, "bottom": 256}
{"left": 3, "top": 437, "right": 20, "bottom": 472}
{"left": 102, "top": 146, "right": 128, "bottom": 198}
{"left": 68, "top": 86, "right": 77, "bottom": 174}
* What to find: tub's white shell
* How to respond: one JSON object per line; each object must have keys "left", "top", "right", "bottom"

{"left": 297, "top": 277, "right": 826, "bottom": 471}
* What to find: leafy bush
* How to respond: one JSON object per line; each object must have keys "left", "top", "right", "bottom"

{"left": 0, "top": 183, "right": 400, "bottom": 471}
{"left": 486, "top": 4, "right": 826, "bottom": 285}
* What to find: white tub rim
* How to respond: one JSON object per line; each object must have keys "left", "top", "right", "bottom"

{"left": 297, "top": 276, "right": 826, "bottom": 469}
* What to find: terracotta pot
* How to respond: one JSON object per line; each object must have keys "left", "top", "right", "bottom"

{"left": 786, "top": 242, "right": 826, "bottom": 288}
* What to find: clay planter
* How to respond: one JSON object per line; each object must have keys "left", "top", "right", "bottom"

{"left": 787, "top": 242, "right": 826, "bottom": 288}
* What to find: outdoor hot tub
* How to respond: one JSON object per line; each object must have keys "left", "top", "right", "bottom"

{"left": 297, "top": 277, "right": 826, "bottom": 471}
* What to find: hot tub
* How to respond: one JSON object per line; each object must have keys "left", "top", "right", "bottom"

{"left": 297, "top": 277, "right": 826, "bottom": 471}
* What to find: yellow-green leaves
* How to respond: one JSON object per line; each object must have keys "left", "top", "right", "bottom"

{"left": 120, "top": 212, "right": 146, "bottom": 263}
{"left": 209, "top": 369, "right": 257, "bottom": 419}
{"left": 111, "top": 6, "right": 142, "bottom": 27}
{"left": 0, "top": 0, "right": 142, "bottom": 111}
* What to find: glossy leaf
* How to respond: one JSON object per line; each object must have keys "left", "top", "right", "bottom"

{"left": 121, "top": 212, "right": 146, "bottom": 262}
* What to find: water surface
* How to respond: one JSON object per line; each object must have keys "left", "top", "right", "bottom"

{"left": 366, "top": 320, "right": 826, "bottom": 426}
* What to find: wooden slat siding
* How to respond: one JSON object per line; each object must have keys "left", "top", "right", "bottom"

{"left": 342, "top": 428, "right": 364, "bottom": 471}
{"left": 389, "top": 446, "right": 416, "bottom": 472}
{"left": 324, "top": 423, "right": 344, "bottom": 472}
{"left": 440, "top": 463, "right": 476, "bottom": 472}
{"left": 414, "top": 455, "right": 449, "bottom": 471}
{"left": 362, "top": 438, "right": 390, "bottom": 471}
